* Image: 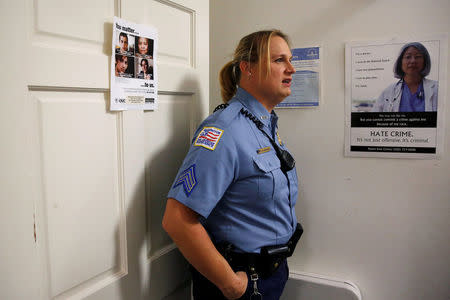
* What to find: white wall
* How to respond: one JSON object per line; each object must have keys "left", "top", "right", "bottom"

{"left": 210, "top": 1, "right": 450, "bottom": 299}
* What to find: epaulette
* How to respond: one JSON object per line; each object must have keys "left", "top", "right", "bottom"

{"left": 213, "top": 103, "right": 229, "bottom": 112}
{"left": 211, "top": 101, "right": 243, "bottom": 129}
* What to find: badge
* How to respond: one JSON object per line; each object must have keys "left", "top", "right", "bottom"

{"left": 194, "top": 127, "right": 224, "bottom": 150}
{"left": 173, "top": 164, "right": 197, "bottom": 197}
{"left": 276, "top": 132, "right": 283, "bottom": 146}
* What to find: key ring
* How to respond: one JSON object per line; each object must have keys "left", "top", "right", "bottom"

{"left": 250, "top": 273, "right": 262, "bottom": 300}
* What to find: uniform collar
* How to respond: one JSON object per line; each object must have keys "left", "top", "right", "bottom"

{"left": 234, "top": 87, "right": 275, "bottom": 128}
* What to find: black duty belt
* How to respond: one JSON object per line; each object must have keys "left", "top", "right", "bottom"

{"left": 217, "top": 223, "right": 303, "bottom": 278}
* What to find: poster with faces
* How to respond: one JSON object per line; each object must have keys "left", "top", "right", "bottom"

{"left": 110, "top": 17, "right": 158, "bottom": 111}
{"left": 344, "top": 35, "right": 448, "bottom": 159}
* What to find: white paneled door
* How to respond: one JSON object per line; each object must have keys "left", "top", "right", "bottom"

{"left": 0, "top": 0, "right": 209, "bottom": 299}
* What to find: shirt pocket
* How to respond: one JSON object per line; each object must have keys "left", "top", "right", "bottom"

{"left": 253, "top": 151, "right": 280, "bottom": 173}
{"left": 252, "top": 151, "right": 280, "bottom": 202}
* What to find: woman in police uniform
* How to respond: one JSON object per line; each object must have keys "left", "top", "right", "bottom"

{"left": 163, "top": 30, "right": 300, "bottom": 300}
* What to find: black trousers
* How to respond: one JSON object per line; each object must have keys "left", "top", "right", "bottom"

{"left": 191, "top": 259, "right": 289, "bottom": 300}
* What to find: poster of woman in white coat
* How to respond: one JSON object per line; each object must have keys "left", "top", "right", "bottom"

{"left": 372, "top": 42, "right": 438, "bottom": 113}
{"left": 345, "top": 36, "right": 447, "bottom": 159}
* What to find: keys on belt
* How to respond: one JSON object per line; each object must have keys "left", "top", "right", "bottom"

{"left": 249, "top": 268, "right": 262, "bottom": 300}
{"left": 214, "top": 223, "right": 303, "bottom": 299}
{"left": 216, "top": 222, "right": 303, "bottom": 278}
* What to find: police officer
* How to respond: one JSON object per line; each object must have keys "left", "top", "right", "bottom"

{"left": 162, "top": 30, "right": 300, "bottom": 300}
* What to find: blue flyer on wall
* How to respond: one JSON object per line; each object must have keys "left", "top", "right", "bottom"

{"left": 277, "top": 46, "right": 321, "bottom": 108}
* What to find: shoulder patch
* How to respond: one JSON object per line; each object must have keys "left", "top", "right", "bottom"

{"left": 174, "top": 164, "right": 197, "bottom": 197}
{"left": 194, "top": 127, "right": 224, "bottom": 150}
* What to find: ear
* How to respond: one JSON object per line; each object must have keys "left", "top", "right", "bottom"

{"left": 239, "top": 61, "right": 251, "bottom": 74}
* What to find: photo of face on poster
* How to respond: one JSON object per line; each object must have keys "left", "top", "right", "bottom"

{"left": 350, "top": 40, "right": 440, "bottom": 113}
{"left": 115, "top": 54, "right": 134, "bottom": 78}
{"left": 371, "top": 42, "right": 437, "bottom": 113}
{"left": 135, "top": 36, "right": 154, "bottom": 58}
{"left": 115, "top": 32, "right": 135, "bottom": 55}
{"left": 136, "top": 57, "right": 153, "bottom": 80}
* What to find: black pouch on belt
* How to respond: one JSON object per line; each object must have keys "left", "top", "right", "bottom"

{"left": 257, "top": 222, "right": 303, "bottom": 276}
{"left": 260, "top": 222, "right": 303, "bottom": 258}
{"left": 287, "top": 222, "right": 303, "bottom": 256}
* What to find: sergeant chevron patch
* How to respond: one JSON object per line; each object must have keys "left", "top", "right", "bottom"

{"left": 194, "top": 127, "right": 224, "bottom": 150}
{"left": 174, "top": 164, "right": 197, "bottom": 197}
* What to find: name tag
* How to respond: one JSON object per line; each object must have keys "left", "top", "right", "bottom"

{"left": 257, "top": 146, "right": 271, "bottom": 154}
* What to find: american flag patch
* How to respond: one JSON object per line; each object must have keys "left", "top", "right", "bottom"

{"left": 194, "top": 127, "right": 224, "bottom": 150}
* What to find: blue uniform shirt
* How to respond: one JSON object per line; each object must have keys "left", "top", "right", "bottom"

{"left": 167, "top": 87, "right": 298, "bottom": 253}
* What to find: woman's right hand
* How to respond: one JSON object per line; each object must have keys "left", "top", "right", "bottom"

{"left": 221, "top": 271, "right": 248, "bottom": 299}
{"left": 163, "top": 199, "right": 248, "bottom": 300}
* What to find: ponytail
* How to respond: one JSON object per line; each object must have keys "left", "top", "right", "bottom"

{"left": 219, "top": 61, "right": 239, "bottom": 103}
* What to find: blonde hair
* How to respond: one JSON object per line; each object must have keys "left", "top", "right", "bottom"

{"left": 219, "top": 30, "right": 291, "bottom": 103}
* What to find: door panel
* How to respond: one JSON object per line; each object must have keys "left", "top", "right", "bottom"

{"left": 146, "top": 1, "right": 193, "bottom": 67}
{"left": 29, "top": 90, "right": 127, "bottom": 299}
{"left": 35, "top": 0, "right": 116, "bottom": 42}
{"left": 0, "top": 1, "right": 40, "bottom": 299}
{"left": 29, "top": 0, "right": 113, "bottom": 88}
